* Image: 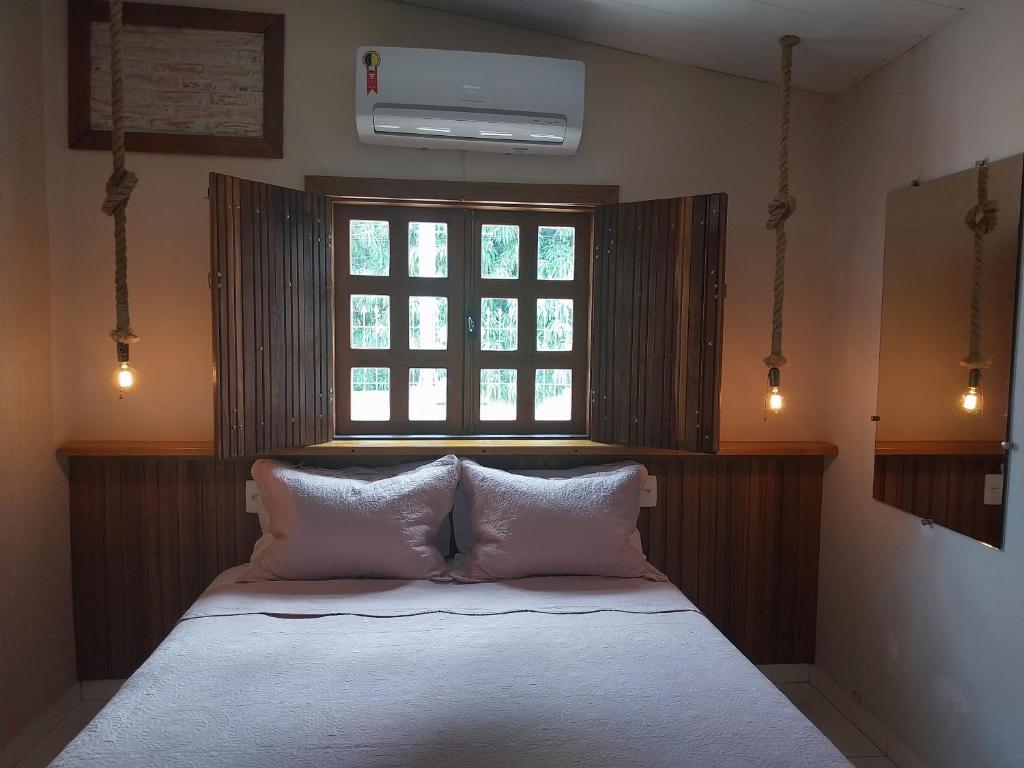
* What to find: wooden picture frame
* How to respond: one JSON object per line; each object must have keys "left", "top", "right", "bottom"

{"left": 68, "top": 0, "right": 284, "bottom": 157}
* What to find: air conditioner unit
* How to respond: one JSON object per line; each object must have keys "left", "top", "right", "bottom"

{"left": 355, "top": 46, "right": 584, "bottom": 156}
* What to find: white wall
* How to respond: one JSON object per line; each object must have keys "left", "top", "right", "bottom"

{"left": 39, "top": 0, "right": 835, "bottom": 445}
{"left": 818, "top": 1, "right": 1024, "bottom": 766}
{"left": 0, "top": 0, "right": 78, "bottom": 757}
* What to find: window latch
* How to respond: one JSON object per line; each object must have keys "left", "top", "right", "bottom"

{"left": 467, "top": 315, "right": 476, "bottom": 335}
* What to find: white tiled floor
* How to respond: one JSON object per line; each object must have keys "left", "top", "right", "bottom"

{"left": 13, "top": 701, "right": 104, "bottom": 768}
{"left": 848, "top": 758, "right": 901, "bottom": 768}
{"left": 17, "top": 678, "right": 900, "bottom": 767}
{"left": 777, "top": 682, "right": 898, "bottom": 767}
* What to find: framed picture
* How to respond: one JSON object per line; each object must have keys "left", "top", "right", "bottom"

{"left": 68, "top": 1, "right": 284, "bottom": 157}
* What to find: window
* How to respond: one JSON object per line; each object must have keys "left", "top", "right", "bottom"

{"left": 212, "top": 174, "right": 727, "bottom": 457}
{"left": 334, "top": 205, "right": 590, "bottom": 435}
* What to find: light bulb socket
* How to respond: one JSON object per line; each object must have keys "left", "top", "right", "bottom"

{"left": 117, "top": 342, "right": 130, "bottom": 363}
{"left": 967, "top": 368, "right": 982, "bottom": 388}
{"left": 767, "top": 367, "right": 781, "bottom": 388}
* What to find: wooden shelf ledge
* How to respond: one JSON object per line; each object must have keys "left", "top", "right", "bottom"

{"left": 58, "top": 441, "right": 216, "bottom": 457}
{"left": 874, "top": 440, "right": 1004, "bottom": 456}
{"left": 58, "top": 439, "right": 838, "bottom": 458}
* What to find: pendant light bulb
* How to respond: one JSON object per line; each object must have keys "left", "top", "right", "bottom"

{"left": 958, "top": 368, "right": 983, "bottom": 415}
{"left": 764, "top": 367, "right": 785, "bottom": 416}
{"left": 114, "top": 360, "right": 138, "bottom": 394}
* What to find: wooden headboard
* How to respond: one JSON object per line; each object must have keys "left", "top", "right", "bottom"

{"left": 62, "top": 441, "right": 835, "bottom": 679}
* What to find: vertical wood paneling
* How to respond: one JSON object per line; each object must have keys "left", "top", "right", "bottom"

{"left": 727, "top": 457, "right": 751, "bottom": 645}
{"left": 177, "top": 461, "right": 203, "bottom": 614}
{"left": 199, "top": 459, "right": 219, "bottom": 586}
{"left": 873, "top": 453, "right": 1004, "bottom": 547}
{"left": 141, "top": 459, "right": 163, "bottom": 656}
{"left": 68, "top": 451, "right": 823, "bottom": 679}
{"left": 743, "top": 458, "right": 766, "bottom": 661}
{"left": 211, "top": 173, "right": 334, "bottom": 458}
{"left": 70, "top": 456, "right": 259, "bottom": 679}
{"left": 712, "top": 460, "right": 732, "bottom": 629}
{"left": 157, "top": 461, "right": 182, "bottom": 633}
{"left": 590, "top": 194, "right": 728, "bottom": 452}
{"left": 102, "top": 460, "right": 127, "bottom": 677}
{"left": 119, "top": 459, "right": 145, "bottom": 674}
{"left": 696, "top": 458, "right": 717, "bottom": 618}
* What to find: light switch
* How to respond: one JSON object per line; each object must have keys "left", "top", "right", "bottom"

{"left": 245, "top": 480, "right": 264, "bottom": 517}
{"left": 983, "top": 474, "right": 1004, "bottom": 506}
{"left": 640, "top": 475, "right": 657, "bottom": 508}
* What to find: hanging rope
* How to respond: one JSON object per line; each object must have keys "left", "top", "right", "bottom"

{"left": 763, "top": 35, "right": 800, "bottom": 371}
{"left": 961, "top": 160, "right": 998, "bottom": 369}
{"left": 103, "top": 0, "right": 139, "bottom": 358}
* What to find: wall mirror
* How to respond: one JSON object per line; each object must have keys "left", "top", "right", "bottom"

{"left": 874, "top": 154, "right": 1023, "bottom": 548}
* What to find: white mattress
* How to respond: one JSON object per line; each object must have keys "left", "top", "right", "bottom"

{"left": 55, "top": 568, "right": 850, "bottom": 767}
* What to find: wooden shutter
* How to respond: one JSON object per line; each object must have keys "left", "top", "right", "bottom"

{"left": 210, "top": 173, "right": 334, "bottom": 458}
{"left": 590, "top": 194, "right": 727, "bottom": 453}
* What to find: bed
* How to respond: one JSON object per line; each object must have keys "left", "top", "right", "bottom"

{"left": 54, "top": 566, "right": 849, "bottom": 767}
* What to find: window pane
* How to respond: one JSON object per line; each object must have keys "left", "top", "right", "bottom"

{"left": 350, "top": 294, "right": 390, "bottom": 349}
{"left": 536, "top": 298, "right": 573, "bottom": 351}
{"left": 480, "top": 298, "right": 518, "bottom": 351}
{"left": 350, "top": 220, "right": 390, "bottom": 276}
{"left": 409, "top": 296, "right": 448, "bottom": 350}
{"left": 409, "top": 368, "right": 447, "bottom": 421}
{"left": 408, "top": 222, "right": 448, "bottom": 277}
{"left": 480, "top": 368, "right": 517, "bottom": 421}
{"left": 538, "top": 226, "right": 575, "bottom": 280}
{"left": 481, "top": 224, "right": 520, "bottom": 279}
{"left": 535, "top": 369, "right": 572, "bottom": 421}
{"left": 351, "top": 367, "right": 390, "bottom": 421}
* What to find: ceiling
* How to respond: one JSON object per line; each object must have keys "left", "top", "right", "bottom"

{"left": 396, "top": 0, "right": 979, "bottom": 94}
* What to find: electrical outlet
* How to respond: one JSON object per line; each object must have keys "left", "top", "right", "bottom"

{"left": 245, "top": 480, "right": 264, "bottom": 517}
{"left": 640, "top": 475, "right": 657, "bottom": 507}
{"left": 983, "top": 474, "right": 1004, "bottom": 506}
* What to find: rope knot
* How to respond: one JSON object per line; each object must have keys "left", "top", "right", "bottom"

{"left": 766, "top": 194, "right": 797, "bottom": 230}
{"left": 110, "top": 327, "right": 139, "bottom": 345}
{"left": 102, "top": 170, "right": 138, "bottom": 215}
{"left": 965, "top": 199, "right": 998, "bottom": 235}
{"left": 763, "top": 353, "right": 788, "bottom": 369}
{"left": 960, "top": 352, "right": 990, "bottom": 369}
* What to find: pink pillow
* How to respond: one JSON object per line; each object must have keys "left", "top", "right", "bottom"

{"left": 245, "top": 455, "right": 459, "bottom": 581}
{"left": 450, "top": 460, "right": 665, "bottom": 582}
{"left": 253, "top": 460, "right": 454, "bottom": 557}
{"left": 452, "top": 461, "right": 646, "bottom": 555}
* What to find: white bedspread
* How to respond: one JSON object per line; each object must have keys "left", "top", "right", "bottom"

{"left": 55, "top": 569, "right": 850, "bottom": 767}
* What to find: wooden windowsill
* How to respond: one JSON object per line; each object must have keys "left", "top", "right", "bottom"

{"left": 58, "top": 439, "right": 838, "bottom": 458}
{"left": 874, "top": 440, "right": 1005, "bottom": 456}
